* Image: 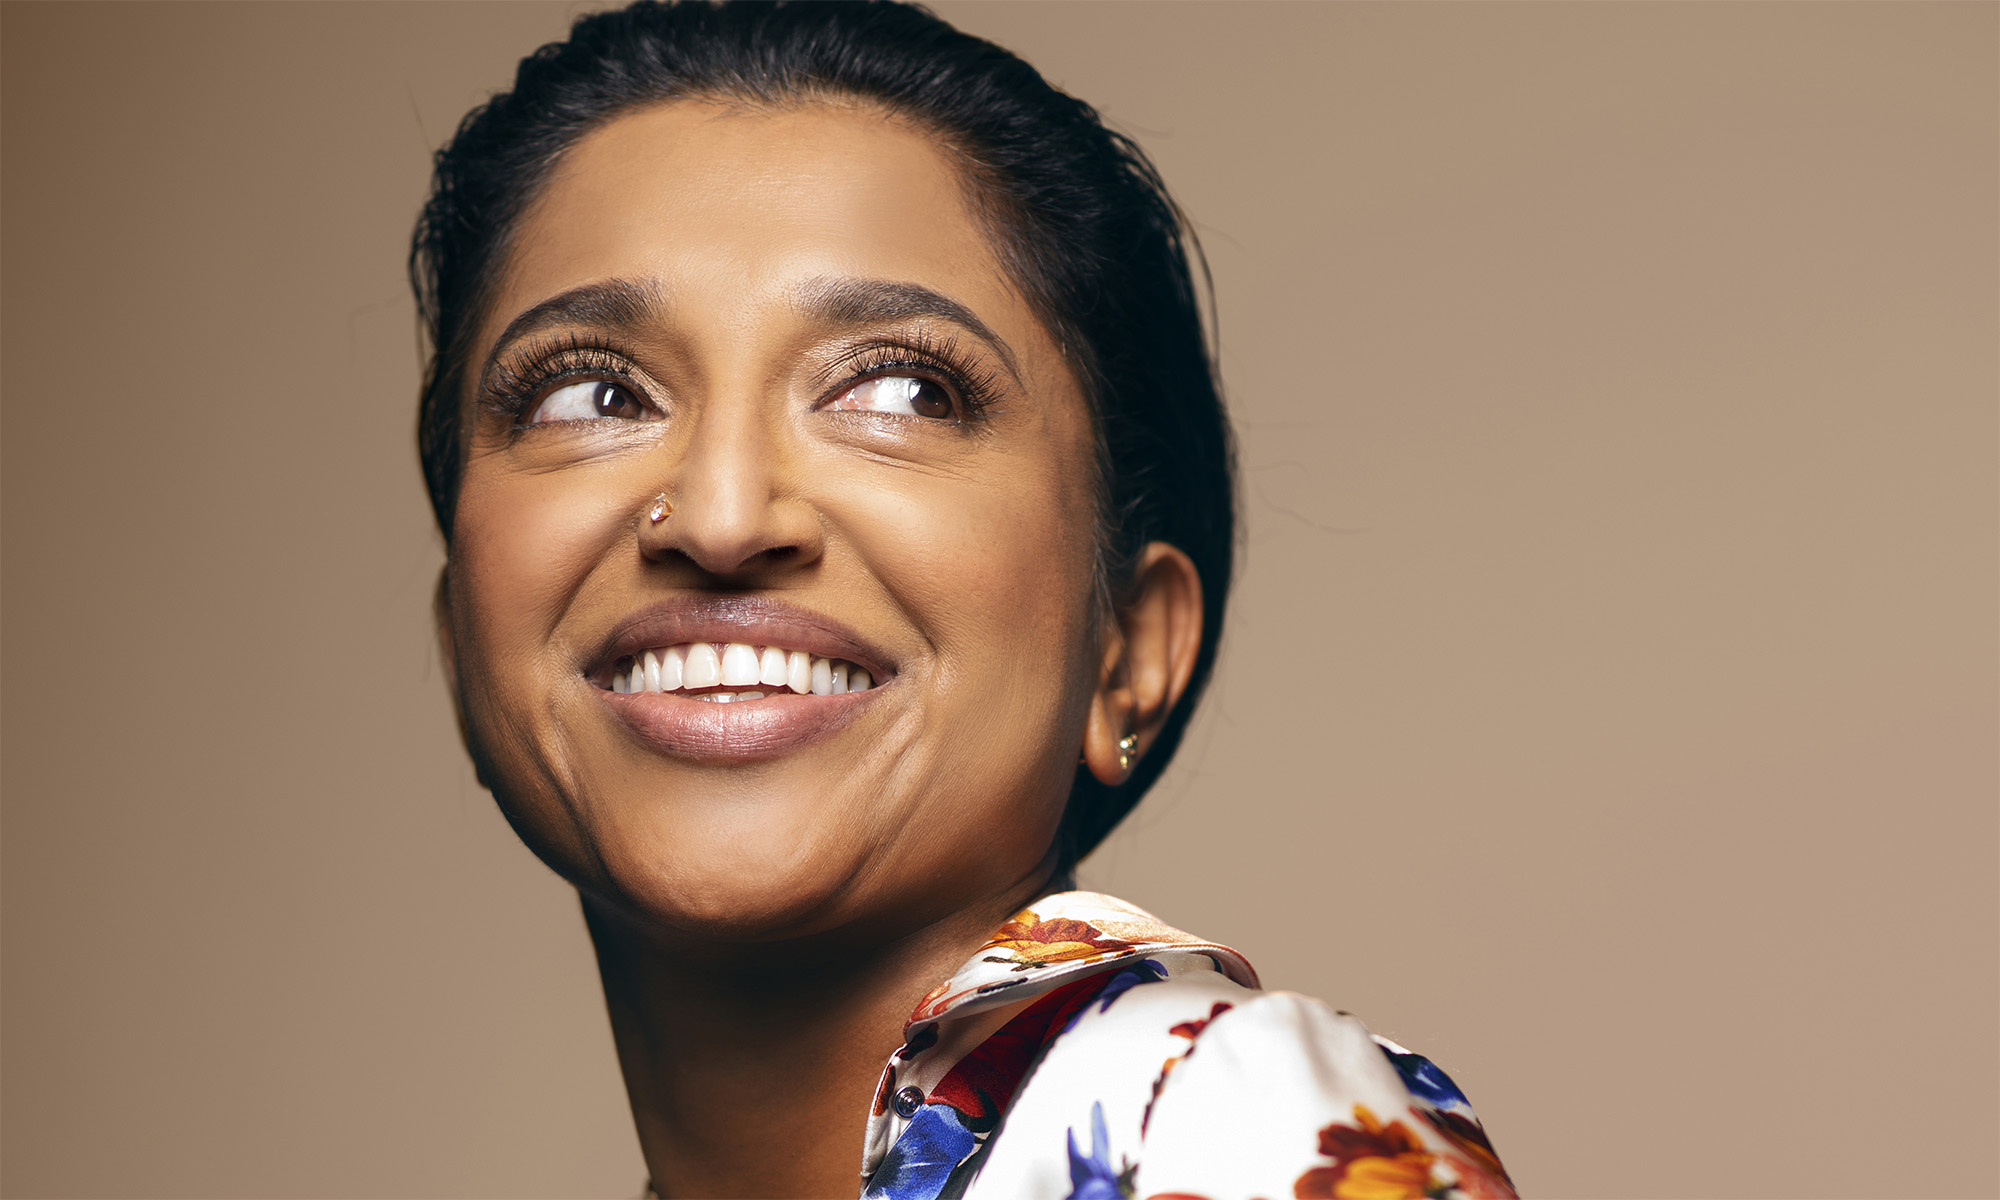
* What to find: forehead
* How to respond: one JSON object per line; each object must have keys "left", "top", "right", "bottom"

{"left": 483, "top": 99, "right": 1035, "bottom": 351}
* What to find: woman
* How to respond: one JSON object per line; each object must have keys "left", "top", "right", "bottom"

{"left": 412, "top": 3, "right": 1515, "bottom": 1197}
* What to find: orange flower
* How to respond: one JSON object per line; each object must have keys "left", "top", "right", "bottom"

{"left": 1293, "top": 1106, "right": 1438, "bottom": 1200}
{"left": 984, "top": 912, "right": 1128, "bottom": 965}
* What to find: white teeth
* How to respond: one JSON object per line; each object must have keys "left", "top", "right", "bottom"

{"left": 683, "top": 642, "right": 721, "bottom": 689}
{"left": 611, "top": 642, "right": 879, "bottom": 697}
{"left": 720, "top": 642, "right": 760, "bottom": 686}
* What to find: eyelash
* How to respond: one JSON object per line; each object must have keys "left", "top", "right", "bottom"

{"left": 478, "top": 328, "right": 1003, "bottom": 427}
{"left": 480, "top": 335, "right": 642, "bottom": 424}
{"left": 821, "top": 330, "right": 1002, "bottom": 423}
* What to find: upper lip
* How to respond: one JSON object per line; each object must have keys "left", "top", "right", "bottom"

{"left": 585, "top": 594, "right": 895, "bottom": 685}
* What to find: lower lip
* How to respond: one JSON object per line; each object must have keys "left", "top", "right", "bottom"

{"left": 600, "top": 687, "right": 877, "bottom": 760}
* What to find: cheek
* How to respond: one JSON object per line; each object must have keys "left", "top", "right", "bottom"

{"left": 827, "top": 438, "right": 1103, "bottom": 729}
{"left": 445, "top": 462, "right": 650, "bottom": 886}
{"left": 449, "top": 464, "right": 625, "bottom": 701}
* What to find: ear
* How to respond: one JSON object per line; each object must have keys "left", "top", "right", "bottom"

{"left": 1082, "top": 542, "right": 1204, "bottom": 786}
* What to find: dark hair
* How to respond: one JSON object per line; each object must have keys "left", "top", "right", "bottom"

{"left": 411, "top": 0, "right": 1235, "bottom": 870}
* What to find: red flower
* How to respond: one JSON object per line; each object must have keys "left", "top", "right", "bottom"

{"left": 1168, "top": 1002, "right": 1234, "bottom": 1043}
{"left": 927, "top": 972, "right": 1117, "bottom": 1128}
{"left": 1143, "top": 1002, "right": 1237, "bottom": 1135}
{"left": 1420, "top": 1109, "right": 1513, "bottom": 1192}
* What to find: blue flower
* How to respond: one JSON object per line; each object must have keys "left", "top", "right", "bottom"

{"left": 1064, "top": 1101, "right": 1130, "bottom": 1200}
{"left": 1380, "top": 1047, "right": 1472, "bottom": 1113}
{"left": 864, "top": 1106, "right": 979, "bottom": 1200}
{"left": 1060, "top": 959, "right": 1168, "bottom": 1036}
{"left": 1095, "top": 959, "right": 1168, "bottom": 1014}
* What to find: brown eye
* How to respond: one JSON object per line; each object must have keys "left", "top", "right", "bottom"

{"left": 528, "top": 379, "right": 649, "bottom": 424}
{"left": 826, "top": 375, "right": 956, "bottom": 419}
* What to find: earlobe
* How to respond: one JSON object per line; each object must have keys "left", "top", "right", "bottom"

{"left": 1080, "top": 543, "right": 1204, "bottom": 786}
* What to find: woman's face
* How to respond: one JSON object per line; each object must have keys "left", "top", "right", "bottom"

{"left": 442, "top": 101, "right": 1106, "bottom": 943}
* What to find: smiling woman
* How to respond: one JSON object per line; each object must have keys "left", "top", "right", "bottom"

{"left": 412, "top": 3, "right": 1514, "bottom": 1198}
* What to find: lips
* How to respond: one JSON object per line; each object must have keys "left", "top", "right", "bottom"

{"left": 586, "top": 596, "right": 892, "bottom": 761}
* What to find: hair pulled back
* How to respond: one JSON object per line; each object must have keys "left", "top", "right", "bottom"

{"left": 411, "top": 0, "right": 1235, "bottom": 869}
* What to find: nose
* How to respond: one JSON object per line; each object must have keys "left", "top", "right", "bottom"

{"left": 637, "top": 398, "right": 823, "bottom": 578}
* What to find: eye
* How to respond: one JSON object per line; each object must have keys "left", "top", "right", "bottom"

{"left": 826, "top": 374, "right": 956, "bottom": 420}
{"left": 527, "top": 379, "right": 650, "bottom": 424}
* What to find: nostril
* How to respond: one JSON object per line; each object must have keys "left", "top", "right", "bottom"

{"left": 635, "top": 491, "right": 824, "bottom": 576}
{"left": 643, "top": 543, "right": 803, "bottom": 578}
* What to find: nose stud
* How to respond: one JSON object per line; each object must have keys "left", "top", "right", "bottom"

{"left": 647, "top": 493, "right": 672, "bottom": 524}
{"left": 1117, "top": 734, "right": 1138, "bottom": 773}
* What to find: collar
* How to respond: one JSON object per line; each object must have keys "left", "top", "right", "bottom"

{"left": 859, "top": 892, "right": 1259, "bottom": 1191}
{"left": 906, "top": 890, "right": 1260, "bottom": 1032}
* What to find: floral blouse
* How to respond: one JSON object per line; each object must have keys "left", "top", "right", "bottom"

{"left": 857, "top": 892, "right": 1516, "bottom": 1200}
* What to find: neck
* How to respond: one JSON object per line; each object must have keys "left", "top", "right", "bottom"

{"left": 583, "top": 876, "right": 1056, "bottom": 1199}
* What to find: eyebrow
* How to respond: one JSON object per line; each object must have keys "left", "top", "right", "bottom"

{"left": 792, "top": 276, "right": 1024, "bottom": 384}
{"left": 479, "top": 277, "right": 668, "bottom": 384}
{"left": 478, "top": 274, "right": 1022, "bottom": 386}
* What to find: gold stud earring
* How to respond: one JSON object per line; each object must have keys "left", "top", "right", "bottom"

{"left": 648, "top": 494, "right": 672, "bottom": 524}
{"left": 1117, "top": 734, "right": 1138, "bottom": 773}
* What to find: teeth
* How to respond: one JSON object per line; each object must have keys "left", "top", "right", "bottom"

{"left": 683, "top": 643, "right": 721, "bottom": 689}
{"left": 720, "top": 642, "right": 761, "bottom": 686}
{"left": 610, "top": 643, "right": 879, "bottom": 697}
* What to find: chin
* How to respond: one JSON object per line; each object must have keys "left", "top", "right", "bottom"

{"left": 559, "top": 799, "right": 892, "bottom": 946}
{"left": 615, "top": 853, "right": 859, "bottom": 945}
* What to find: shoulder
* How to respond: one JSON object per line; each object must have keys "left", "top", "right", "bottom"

{"left": 1139, "top": 992, "right": 1516, "bottom": 1199}
{"left": 970, "top": 963, "right": 1516, "bottom": 1200}
{"left": 964, "top": 954, "right": 1251, "bottom": 1198}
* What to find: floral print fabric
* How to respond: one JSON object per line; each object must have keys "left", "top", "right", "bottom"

{"left": 860, "top": 892, "right": 1515, "bottom": 1200}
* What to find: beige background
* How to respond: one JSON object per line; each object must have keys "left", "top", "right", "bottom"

{"left": 3, "top": 2, "right": 1994, "bottom": 1196}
